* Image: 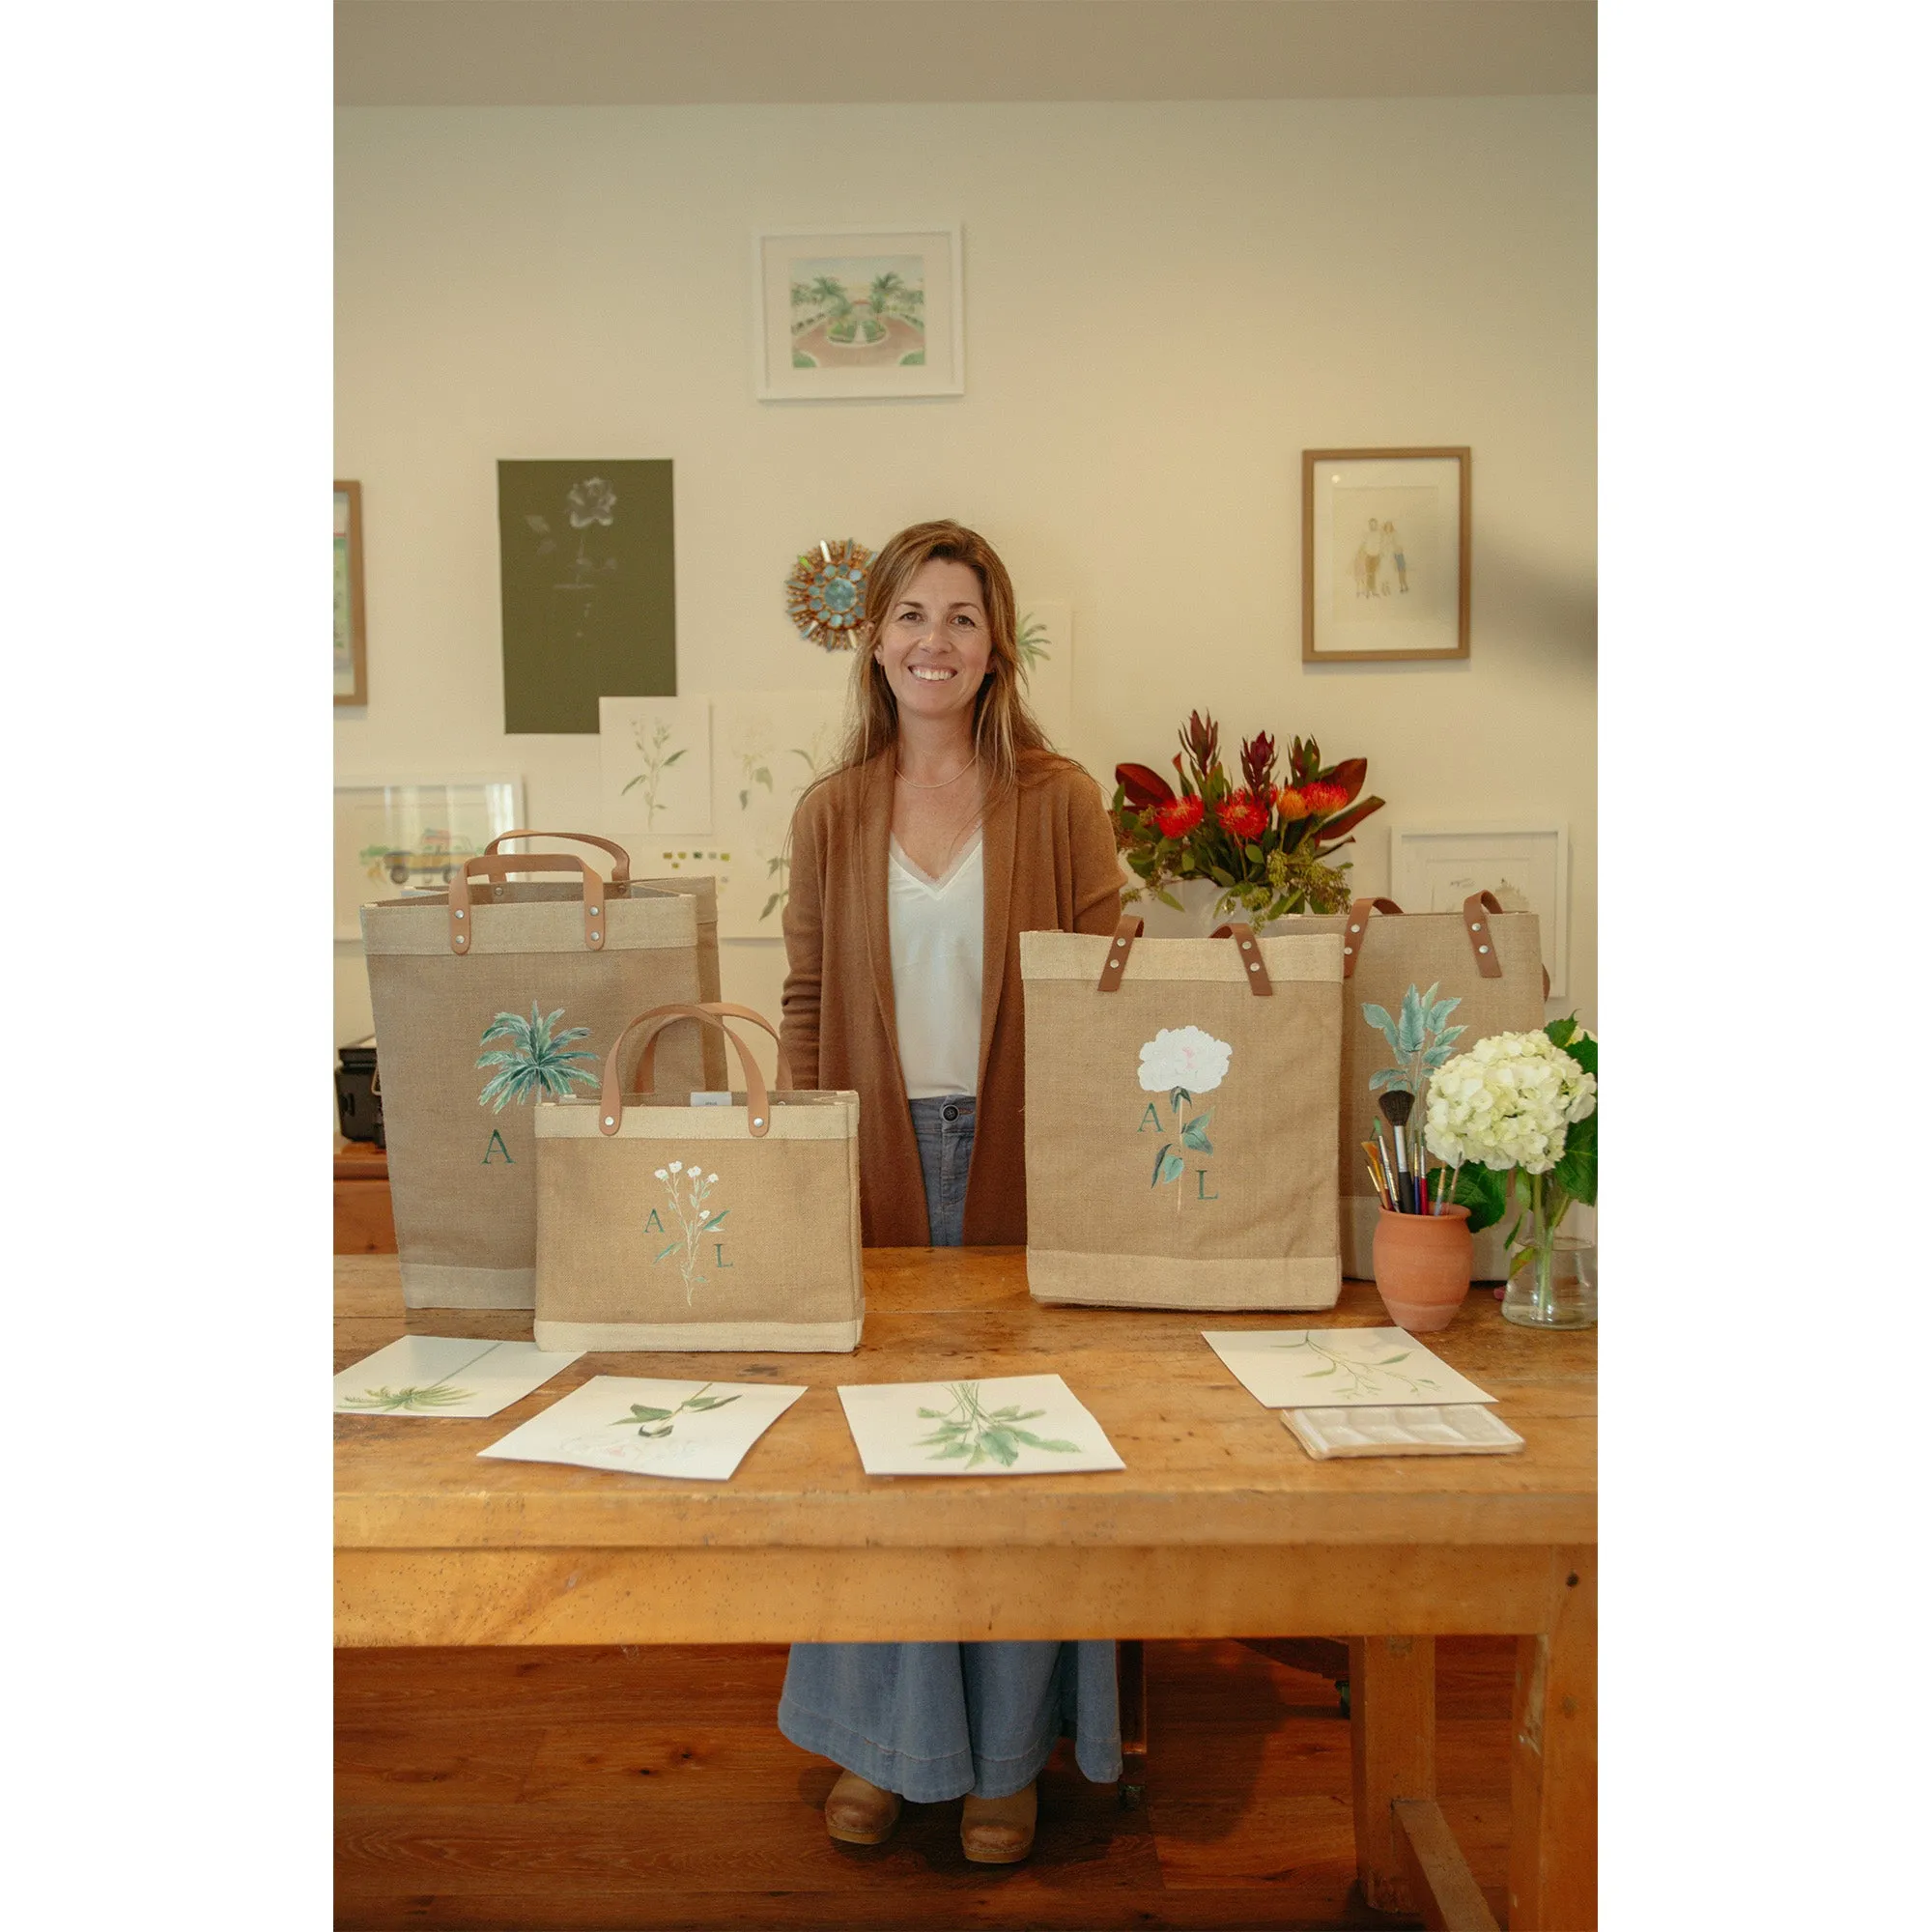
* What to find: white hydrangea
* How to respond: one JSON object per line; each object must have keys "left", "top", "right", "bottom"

{"left": 1138, "top": 1026, "right": 1233, "bottom": 1098}
{"left": 1424, "top": 1030, "right": 1596, "bottom": 1175}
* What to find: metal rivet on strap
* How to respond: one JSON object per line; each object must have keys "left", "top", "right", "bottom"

{"left": 455, "top": 909, "right": 465, "bottom": 919}
{"left": 1471, "top": 922, "right": 1482, "bottom": 931}
{"left": 753, "top": 1117, "right": 765, "bottom": 1127}
{"left": 1116, "top": 937, "right": 1127, "bottom": 947}
{"left": 1479, "top": 944, "right": 1490, "bottom": 954}
{"left": 1249, "top": 962, "right": 1260, "bottom": 972}
{"left": 604, "top": 1116, "right": 614, "bottom": 1126}
{"left": 1343, "top": 945, "right": 1353, "bottom": 954}
{"left": 1349, "top": 924, "right": 1360, "bottom": 934}
{"left": 1241, "top": 940, "right": 1252, "bottom": 950}
{"left": 590, "top": 930, "right": 600, "bottom": 940}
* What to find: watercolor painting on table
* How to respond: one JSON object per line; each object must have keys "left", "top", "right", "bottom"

{"left": 709, "top": 689, "right": 845, "bottom": 939}
{"left": 478, "top": 1374, "right": 806, "bottom": 1481}
{"left": 1203, "top": 1327, "right": 1495, "bottom": 1409}
{"left": 334, "top": 1335, "right": 582, "bottom": 1418}
{"left": 838, "top": 1374, "right": 1124, "bottom": 1476}
{"left": 1016, "top": 601, "right": 1073, "bottom": 749}
{"left": 599, "top": 696, "right": 713, "bottom": 835}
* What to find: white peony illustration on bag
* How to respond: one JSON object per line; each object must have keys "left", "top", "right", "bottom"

{"left": 645, "top": 1158, "right": 730, "bottom": 1302}
{"left": 1137, "top": 1026, "right": 1232, "bottom": 1210}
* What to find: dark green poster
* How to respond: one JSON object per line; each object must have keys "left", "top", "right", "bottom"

{"left": 498, "top": 459, "right": 675, "bottom": 733}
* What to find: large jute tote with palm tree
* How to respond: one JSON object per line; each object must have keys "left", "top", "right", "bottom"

{"left": 1020, "top": 920, "right": 1345, "bottom": 1311}
{"left": 1271, "top": 893, "right": 1546, "bottom": 1282}
{"left": 532, "top": 1004, "right": 864, "bottom": 1353}
{"left": 361, "top": 832, "right": 723, "bottom": 1311}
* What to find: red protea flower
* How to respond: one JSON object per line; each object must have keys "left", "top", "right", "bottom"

{"left": 1215, "top": 790, "right": 1270, "bottom": 841}
{"left": 1154, "top": 794, "right": 1205, "bottom": 839}
{"left": 1301, "top": 780, "right": 1351, "bottom": 815}
{"left": 1275, "top": 785, "right": 1310, "bottom": 820}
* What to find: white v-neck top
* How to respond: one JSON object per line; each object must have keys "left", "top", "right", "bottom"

{"left": 887, "top": 832, "right": 984, "bottom": 1099}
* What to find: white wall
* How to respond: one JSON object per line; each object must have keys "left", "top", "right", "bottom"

{"left": 335, "top": 98, "right": 1596, "bottom": 1071}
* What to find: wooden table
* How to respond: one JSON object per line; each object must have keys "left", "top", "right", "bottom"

{"left": 336, "top": 1251, "right": 1595, "bottom": 1930}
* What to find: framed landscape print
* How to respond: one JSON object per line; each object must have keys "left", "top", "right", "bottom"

{"left": 333, "top": 480, "right": 366, "bottom": 705}
{"left": 333, "top": 780, "right": 522, "bottom": 941}
{"left": 1303, "top": 448, "right": 1470, "bottom": 663}
{"left": 753, "top": 226, "right": 964, "bottom": 400}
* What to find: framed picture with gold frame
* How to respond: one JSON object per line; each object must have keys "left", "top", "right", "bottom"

{"left": 334, "top": 479, "right": 367, "bottom": 705}
{"left": 1302, "top": 448, "right": 1470, "bottom": 664}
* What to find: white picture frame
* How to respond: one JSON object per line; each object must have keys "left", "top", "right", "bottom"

{"left": 1386, "top": 820, "right": 1570, "bottom": 1000}
{"left": 753, "top": 225, "right": 965, "bottom": 401}
{"left": 333, "top": 779, "right": 523, "bottom": 942}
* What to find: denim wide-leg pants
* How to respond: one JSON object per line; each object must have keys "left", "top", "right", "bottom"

{"left": 778, "top": 1095, "right": 1123, "bottom": 1801}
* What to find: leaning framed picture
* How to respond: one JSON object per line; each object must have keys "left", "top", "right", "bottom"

{"left": 333, "top": 780, "right": 523, "bottom": 941}
{"left": 334, "top": 480, "right": 367, "bottom": 705}
{"left": 753, "top": 225, "right": 964, "bottom": 401}
{"left": 1386, "top": 820, "right": 1569, "bottom": 999}
{"left": 1302, "top": 448, "right": 1470, "bottom": 663}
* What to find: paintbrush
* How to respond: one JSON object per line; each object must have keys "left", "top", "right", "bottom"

{"left": 1378, "top": 1091, "right": 1417, "bottom": 1214}
{"left": 1361, "top": 1144, "right": 1392, "bottom": 1210}
{"left": 1374, "top": 1121, "right": 1397, "bottom": 1210}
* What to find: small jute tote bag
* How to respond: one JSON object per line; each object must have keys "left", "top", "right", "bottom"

{"left": 1021, "top": 919, "right": 1344, "bottom": 1311}
{"left": 361, "top": 832, "right": 721, "bottom": 1311}
{"left": 1270, "top": 892, "right": 1547, "bottom": 1282}
{"left": 533, "top": 1003, "right": 865, "bottom": 1353}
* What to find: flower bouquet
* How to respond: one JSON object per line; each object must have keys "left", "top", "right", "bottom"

{"left": 1425, "top": 1018, "right": 1599, "bottom": 1328}
{"left": 1111, "top": 711, "right": 1384, "bottom": 923}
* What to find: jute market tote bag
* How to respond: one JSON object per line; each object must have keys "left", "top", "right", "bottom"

{"left": 1271, "top": 893, "right": 1547, "bottom": 1282}
{"left": 533, "top": 1004, "right": 864, "bottom": 1353}
{"left": 362, "top": 833, "right": 717, "bottom": 1311}
{"left": 1021, "top": 920, "right": 1344, "bottom": 1311}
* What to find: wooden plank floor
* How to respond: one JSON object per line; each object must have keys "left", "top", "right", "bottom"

{"left": 337, "top": 1636, "right": 1513, "bottom": 1928}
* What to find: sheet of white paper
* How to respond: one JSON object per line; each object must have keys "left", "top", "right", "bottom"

{"left": 707, "top": 690, "right": 846, "bottom": 939}
{"left": 1017, "top": 600, "right": 1072, "bottom": 750}
{"left": 1202, "top": 1327, "right": 1495, "bottom": 1409}
{"left": 477, "top": 1374, "right": 806, "bottom": 1481}
{"left": 333, "top": 1335, "right": 583, "bottom": 1418}
{"left": 838, "top": 1374, "right": 1124, "bottom": 1476}
{"left": 599, "top": 696, "right": 713, "bottom": 835}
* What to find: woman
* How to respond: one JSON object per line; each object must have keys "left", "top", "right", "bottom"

{"left": 775, "top": 520, "right": 1124, "bottom": 1863}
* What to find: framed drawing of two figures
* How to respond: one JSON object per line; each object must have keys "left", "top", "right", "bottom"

{"left": 1302, "top": 447, "right": 1470, "bottom": 664}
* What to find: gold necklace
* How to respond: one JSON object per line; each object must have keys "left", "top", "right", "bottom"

{"left": 895, "top": 753, "right": 978, "bottom": 791}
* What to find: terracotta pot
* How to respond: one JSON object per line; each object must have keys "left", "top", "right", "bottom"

{"left": 1371, "top": 1206, "right": 1473, "bottom": 1333}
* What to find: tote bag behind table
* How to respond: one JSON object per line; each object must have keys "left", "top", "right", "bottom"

{"left": 1271, "top": 892, "right": 1546, "bottom": 1283}
{"left": 1021, "top": 920, "right": 1345, "bottom": 1312}
{"left": 362, "top": 832, "right": 721, "bottom": 1311}
{"left": 533, "top": 1004, "right": 864, "bottom": 1353}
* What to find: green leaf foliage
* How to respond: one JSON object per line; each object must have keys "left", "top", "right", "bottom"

{"left": 1159, "top": 1149, "right": 1185, "bottom": 1185}
{"left": 1551, "top": 1110, "right": 1598, "bottom": 1206}
{"left": 1545, "top": 1014, "right": 1577, "bottom": 1048}
{"left": 683, "top": 1394, "right": 741, "bottom": 1412}
{"left": 1180, "top": 1110, "right": 1214, "bottom": 1153}
{"left": 1361, "top": 1002, "right": 1400, "bottom": 1052}
{"left": 1453, "top": 1162, "right": 1510, "bottom": 1234}
{"left": 618, "top": 1406, "right": 674, "bottom": 1424}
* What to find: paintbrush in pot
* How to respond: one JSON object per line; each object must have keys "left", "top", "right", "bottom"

{"left": 1361, "top": 1143, "right": 1392, "bottom": 1210}
{"left": 1374, "top": 1122, "right": 1397, "bottom": 1209}
{"left": 1378, "top": 1091, "right": 1417, "bottom": 1214}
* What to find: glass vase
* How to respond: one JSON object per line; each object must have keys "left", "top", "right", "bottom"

{"left": 1502, "top": 1232, "right": 1597, "bottom": 1329}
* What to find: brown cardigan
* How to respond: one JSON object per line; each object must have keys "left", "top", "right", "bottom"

{"left": 780, "top": 748, "right": 1123, "bottom": 1246}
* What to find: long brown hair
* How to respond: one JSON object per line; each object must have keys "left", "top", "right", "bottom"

{"left": 832, "top": 520, "right": 1062, "bottom": 798}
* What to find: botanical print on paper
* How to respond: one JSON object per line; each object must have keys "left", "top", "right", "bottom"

{"left": 647, "top": 1158, "right": 729, "bottom": 1302}
{"left": 1272, "top": 1331, "right": 1442, "bottom": 1402}
{"left": 476, "top": 1005, "right": 599, "bottom": 1111}
{"left": 599, "top": 696, "right": 713, "bottom": 836}
{"left": 789, "top": 256, "right": 926, "bottom": 368}
{"left": 339, "top": 1379, "right": 475, "bottom": 1412}
{"left": 710, "top": 691, "right": 844, "bottom": 937}
{"left": 622, "top": 718, "right": 688, "bottom": 830}
{"left": 612, "top": 1383, "right": 742, "bottom": 1438}
{"left": 1137, "top": 1026, "right": 1231, "bottom": 1208}
{"left": 916, "top": 1382, "right": 1081, "bottom": 1468}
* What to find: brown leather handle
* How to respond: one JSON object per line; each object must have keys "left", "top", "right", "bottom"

{"left": 445, "top": 852, "right": 607, "bottom": 954}
{"left": 484, "top": 829, "right": 632, "bottom": 885}
{"left": 1208, "top": 923, "right": 1273, "bottom": 995}
{"left": 637, "top": 1002, "right": 793, "bottom": 1093}
{"left": 598, "top": 1004, "right": 773, "bottom": 1139}
{"left": 1341, "top": 897, "right": 1405, "bottom": 980}
{"left": 1094, "top": 915, "right": 1271, "bottom": 995}
{"left": 1463, "top": 891, "right": 1504, "bottom": 979}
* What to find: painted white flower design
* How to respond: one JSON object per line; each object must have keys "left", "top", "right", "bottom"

{"left": 1137, "top": 1027, "right": 1232, "bottom": 1209}
{"left": 650, "top": 1162, "right": 728, "bottom": 1303}
{"left": 566, "top": 475, "right": 617, "bottom": 527}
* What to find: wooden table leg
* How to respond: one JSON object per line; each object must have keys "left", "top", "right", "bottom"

{"left": 1508, "top": 1548, "right": 1598, "bottom": 1931}
{"left": 1350, "top": 1633, "right": 1435, "bottom": 1914}
{"left": 1117, "top": 1637, "right": 1148, "bottom": 1806}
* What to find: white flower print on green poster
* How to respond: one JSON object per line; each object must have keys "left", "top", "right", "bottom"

{"left": 1137, "top": 1025, "right": 1232, "bottom": 1211}
{"left": 645, "top": 1158, "right": 729, "bottom": 1302}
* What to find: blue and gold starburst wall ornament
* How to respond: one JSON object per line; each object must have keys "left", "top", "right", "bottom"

{"left": 784, "top": 537, "right": 874, "bottom": 651}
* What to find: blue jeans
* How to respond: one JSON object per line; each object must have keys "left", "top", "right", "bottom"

{"left": 777, "top": 1093, "right": 1122, "bottom": 1800}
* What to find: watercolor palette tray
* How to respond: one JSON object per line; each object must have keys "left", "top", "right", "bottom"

{"left": 1282, "top": 1405, "right": 1524, "bottom": 1460}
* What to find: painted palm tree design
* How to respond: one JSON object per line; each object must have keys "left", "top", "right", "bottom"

{"left": 476, "top": 1004, "right": 599, "bottom": 1111}
{"left": 340, "top": 1380, "right": 474, "bottom": 1412}
{"left": 1016, "top": 610, "right": 1052, "bottom": 674}
{"left": 914, "top": 1382, "right": 1081, "bottom": 1468}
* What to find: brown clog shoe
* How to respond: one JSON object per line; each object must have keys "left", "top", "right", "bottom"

{"left": 824, "top": 1769, "right": 902, "bottom": 1845}
{"left": 960, "top": 1781, "right": 1037, "bottom": 1864}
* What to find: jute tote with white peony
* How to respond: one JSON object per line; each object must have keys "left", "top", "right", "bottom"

{"left": 532, "top": 1004, "right": 865, "bottom": 1353}
{"left": 361, "top": 833, "right": 723, "bottom": 1311}
{"left": 1267, "top": 894, "right": 1546, "bottom": 1281}
{"left": 1020, "top": 921, "right": 1344, "bottom": 1311}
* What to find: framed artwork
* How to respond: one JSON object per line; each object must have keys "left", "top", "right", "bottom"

{"left": 333, "top": 780, "right": 523, "bottom": 941}
{"left": 1386, "top": 820, "right": 1570, "bottom": 999}
{"left": 753, "top": 226, "right": 964, "bottom": 401}
{"left": 1302, "top": 448, "right": 1470, "bottom": 663}
{"left": 333, "top": 480, "right": 366, "bottom": 705}
{"left": 498, "top": 460, "right": 675, "bottom": 733}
